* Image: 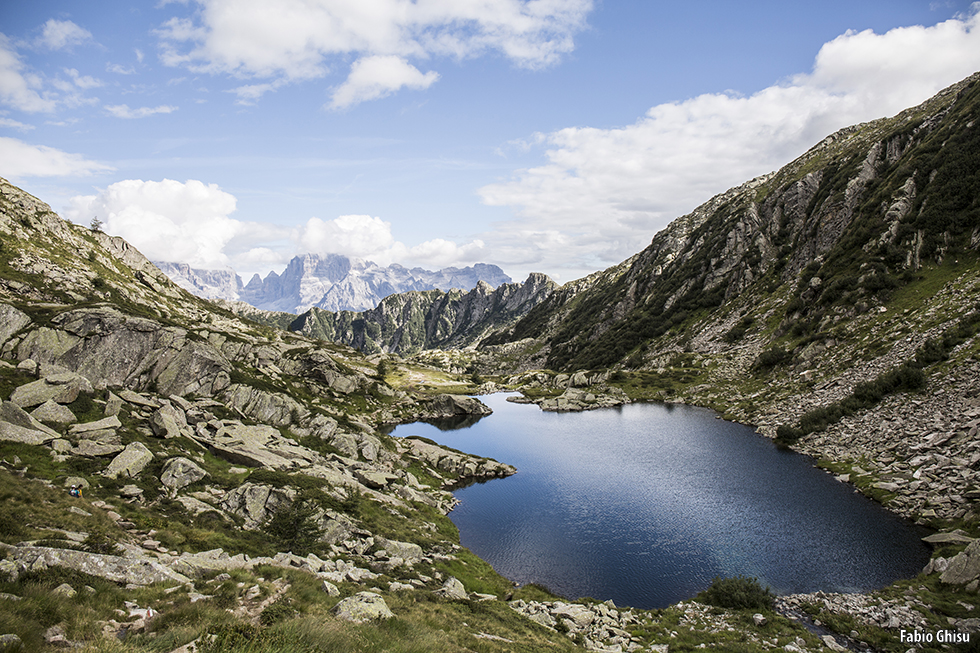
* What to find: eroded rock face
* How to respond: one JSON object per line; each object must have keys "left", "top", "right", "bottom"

{"left": 332, "top": 592, "right": 394, "bottom": 622}
{"left": 221, "top": 384, "right": 309, "bottom": 427}
{"left": 15, "top": 308, "right": 232, "bottom": 398}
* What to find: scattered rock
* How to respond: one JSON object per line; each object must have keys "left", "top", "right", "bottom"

{"left": 332, "top": 592, "right": 394, "bottom": 622}
{"left": 434, "top": 576, "right": 468, "bottom": 601}
{"left": 30, "top": 399, "right": 77, "bottom": 425}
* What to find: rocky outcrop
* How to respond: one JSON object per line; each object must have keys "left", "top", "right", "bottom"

{"left": 418, "top": 394, "right": 492, "bottom": 419}
{"left": 401, "top": 437, "right": 515, "bottom": 486}
{"left": 3, "top": 546, "right": 191, "bottom": 586}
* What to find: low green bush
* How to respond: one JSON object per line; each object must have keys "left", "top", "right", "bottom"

{"left": 696, "top": 575, "right": 775, "bottom": 610}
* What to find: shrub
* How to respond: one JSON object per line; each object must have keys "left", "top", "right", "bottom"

{"left": 775, "top": 425, "right": 804, "bottom": 446}
{"left": 753, "top": 346, "right": 791, "bottom": 371}
{"left": 262, "top": 499, "right": 322, "bottom": 556}
{"left": 697, "top": 575, "right": 775, "bottom": 610}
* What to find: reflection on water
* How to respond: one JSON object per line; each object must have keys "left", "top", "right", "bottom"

{"left": 389, "top": 393, "right": 931, "bottom": 610}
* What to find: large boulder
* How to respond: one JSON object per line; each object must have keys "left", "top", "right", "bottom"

{"left": 30, "top": 400, "right": 77, "bottom": 426}
{"left": 205, "top": 423, "right": 316, "bottom": 470}
{"left": 941, "top": 540, "right": 980, "bottom": 585}
{"left": 424, "top": 394, "right": 492, "bottom": 417}
{"left": 220, "top": 482, "right": 295, "bottom": 529}
{"left": 221, "top": 384, "right": 309, "bottom": 427}
{"left": 150, "top": 404, "right": 186, "bottom": 439}
{"left": 160, "top": 457, "right": 207, "bottom": 490}
{"left": 332, "top": 592, "right": 394, "bottom": 622}
{"left": 0, "top": 401, "right": 60, "bottom": 444}
{"left": 377, "top": 538, "right": 423, "bottom": 564}
{"left": 102, "top": 442, "right": 154, "bottom": 479}
{"left": 9, "top": 378, "right": 79, "bottom": 408}
{"left": 434, "top": 576, "right": 468, "bottom": 601}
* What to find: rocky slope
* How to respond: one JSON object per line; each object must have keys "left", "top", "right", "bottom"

{"left": 160, "top": 253, "right": 512, "bottom": 313}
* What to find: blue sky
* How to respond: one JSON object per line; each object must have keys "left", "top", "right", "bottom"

{"left": 2, "top": 1, "right": 980, "bottom": 283}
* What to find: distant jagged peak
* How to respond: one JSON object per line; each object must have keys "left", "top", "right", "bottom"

{"left": 156, "top": 251, "right": 513, "bottom": 314}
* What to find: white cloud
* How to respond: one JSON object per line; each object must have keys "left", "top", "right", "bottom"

{"left": 229, "top": 79, "right": 286, "bottom": 104}
{"left": 37, "top": 19, "right": 93, "bottom": 51}
{"left": 65, "top": 179, "right": 244, "bottom": 269}
{"left": 478, "top": 5, "right": 980, "bottom": 281}
{"left": 0, "top": 35, "right": 57, "bottom": 112}
{"left": 295, "top": 214, "right": 486, "bottom": 268}
{"left": 156, "top": 0, "right": 592, "bottom": 104}
{"left": 0, "top": 137, "right": 114, "bottom": 179}
{"left": 61, "top": 182, "right": 488, "bottom": 276}
{"left": 107, "top": 63, "right": 136, "bottom": 75}
{"left": 329, "top": 56, "right": 438, "bottom": 109}
{"left": 0, "top": 117, "right": 34, "bottom": 131}
{"left": 104, "top": 104, "right": 179, "bottom": 118}
{"left": 64, "top": 68, "right": 103, "bottom": 89}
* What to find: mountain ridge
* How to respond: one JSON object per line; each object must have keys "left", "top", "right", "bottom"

{"left": 155, "top": 253, "right": 512, "bottom": 314}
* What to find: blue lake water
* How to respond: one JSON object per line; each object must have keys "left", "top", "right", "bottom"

{"left": 389, "top": 393, "right": 932, "bottom": 610}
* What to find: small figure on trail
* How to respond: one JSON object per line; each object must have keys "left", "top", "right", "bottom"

{"left": 69, "top": 485, "right": 81, "bottom": 498}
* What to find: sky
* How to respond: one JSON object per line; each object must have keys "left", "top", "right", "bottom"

{"left": 2, "top": 1, "right": 980, "bottom": 285}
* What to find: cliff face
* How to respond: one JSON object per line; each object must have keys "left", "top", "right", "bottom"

{"left": 287, "top": 272, "right": 558, "bottom": 356}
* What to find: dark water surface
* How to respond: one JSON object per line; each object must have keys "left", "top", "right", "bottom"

{"left": 389, "top": 394, "right": 931, "bottom": 609}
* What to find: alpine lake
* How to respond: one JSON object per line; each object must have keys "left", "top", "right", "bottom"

{"left": 387, "top": 393, "right": 931, "bottom": 610}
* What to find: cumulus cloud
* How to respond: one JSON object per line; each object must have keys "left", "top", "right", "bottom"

{"left": 157, "top": 0, "right": 592, "bottom": 104}
{"left": 329, "top": 56, "right": 439, "bottom": 109}
{"left": 0, "top": 35, "right": 57, "bottom": 112}
{"left": 62, "top": 181, "right": 485, "bottom": 276}
{"left": 0, "top": 137, "right": 114, "bottom": 179}
{"left": 295, "top": 214, "right": 486, "bottom": 268}
{"left": 37, "top": 19, "right": 92, "bottom": 51}
{"left": 65, "top": 179, "right": 244, "bottom": 269}
{"left": 478, "top": 6, "right": 980, "bottom": 280}
{"left": 104, "top": 104, "right": 178, "bottom": 118}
